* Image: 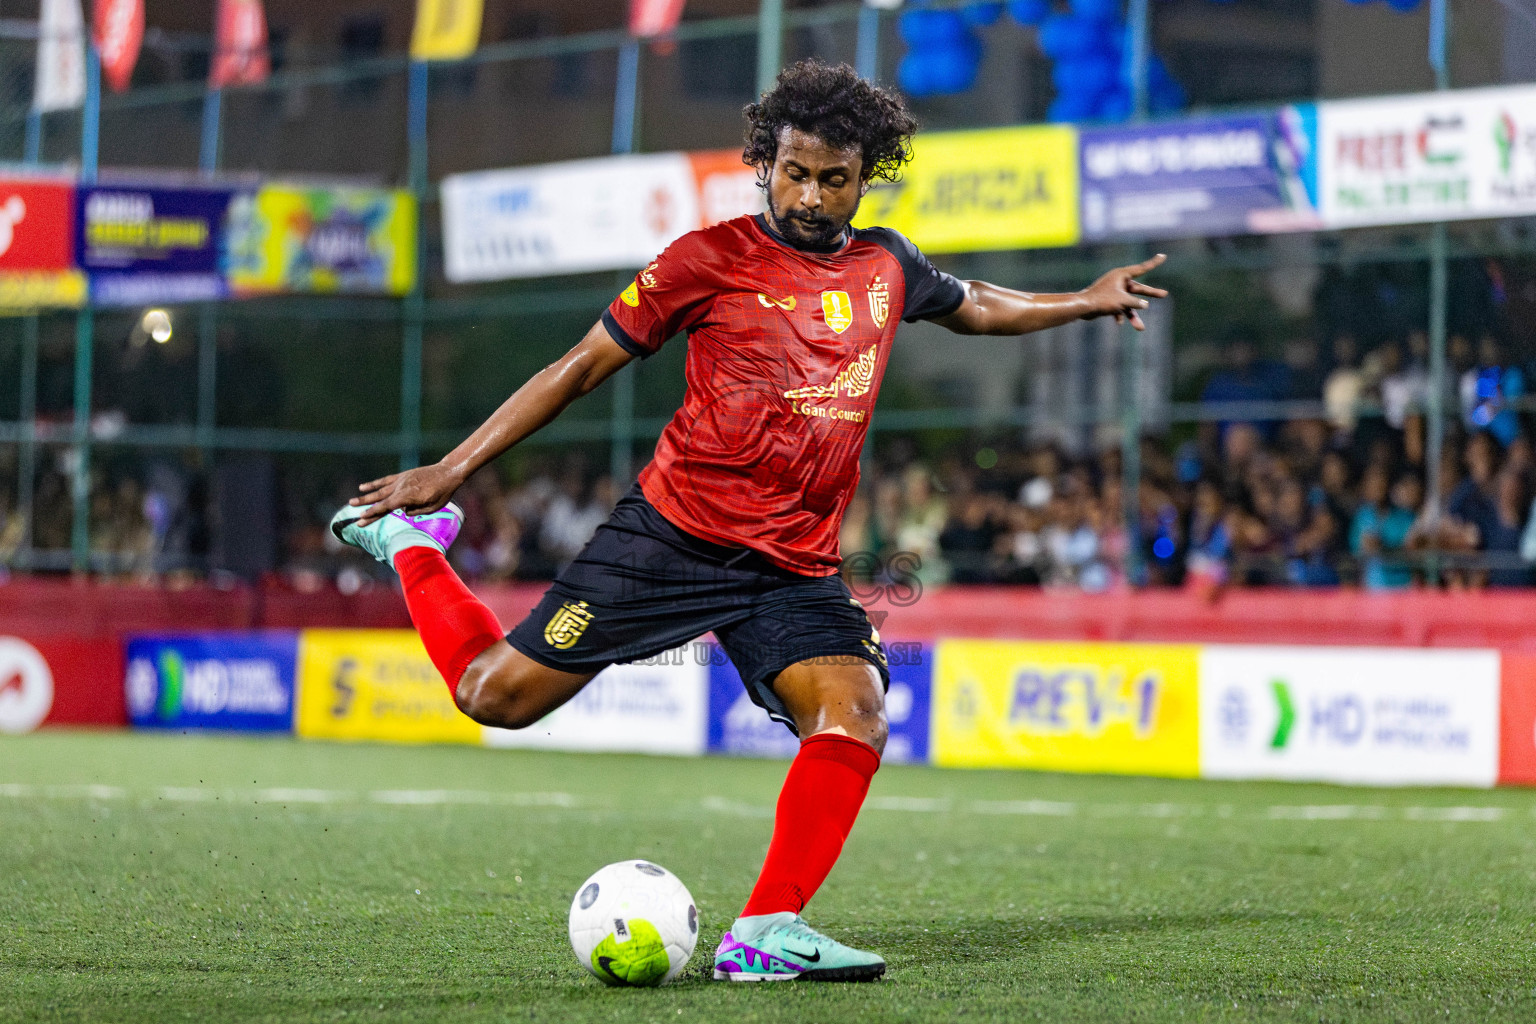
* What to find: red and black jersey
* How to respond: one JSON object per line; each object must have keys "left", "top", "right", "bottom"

{"left": 601, "top": 213, "right": 964, "bottom": 576}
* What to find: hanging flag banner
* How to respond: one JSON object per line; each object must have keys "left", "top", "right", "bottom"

{"left": 75, "top": 184, "right": 240, "bottom": 305}
{"left": 0, "top": 176, "right": 86, "bottom": 309}
{"left": 1318, "top": 84, "right": 1536, "bottom": 228}
{"left": 629, "top": 0, "right": 686, "bottom": 38}
{"left": 1079, "top": 108, "right": 1322, "bottom": 242}
{"left": 410, "top": 0, "right": 484, "bottom": 61}
{"left": 226, "top": 186, "right": 416, "bottom": 296}
{"left": 442, "top": 153, "right": 702, "bottom": 282}
{"left": 210, "top": 0, "right": 271, "bottom": 88}
{"left": 34, "top": 0, "right": 87, "bottom": 112}
{"left": 853, "top": 124, "right": 1080, "bottom": 253}
{"left": 93, "top": 0, "right": 144, "bottom": 94}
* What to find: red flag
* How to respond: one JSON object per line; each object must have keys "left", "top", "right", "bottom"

{"left": 92, "top": 0, "right": 143, "bottom": 93}
{"left": 629, "top": 0, "right": 685, "bottom": 38}
{"left": 210, "top": 0, "right": 270, "bottom": 88}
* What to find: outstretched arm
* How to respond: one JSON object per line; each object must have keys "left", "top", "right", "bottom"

{"left": 934, "top": 254, "right": 1168, "bottom": 336}
{"left": 350, "top": 320, "right": 634, "bottom": 525}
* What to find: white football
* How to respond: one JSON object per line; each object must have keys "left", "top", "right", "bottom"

{"left": 568, "top": 860, "right": 699, "bottom": 986}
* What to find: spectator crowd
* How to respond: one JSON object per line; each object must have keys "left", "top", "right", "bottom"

{"left": 4, "top": 329, "right": 1536, "bottom": 593}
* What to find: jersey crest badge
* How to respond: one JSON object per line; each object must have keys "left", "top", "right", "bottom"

{"left": 619, "top": 281, "right": 640, "bottom": 307}
{"left": 868, "top": 279, "right": 890, "bottom": 329}
{"left": 821, "top": 291, "right": 853, "bottom": 334}
{"left": 544, "top": 601, "right": 595, "bottom": 650}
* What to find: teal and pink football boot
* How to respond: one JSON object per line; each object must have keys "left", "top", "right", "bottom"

{"left": 329, "top": 502, "right": 463, "bottom": 563}
{"left": 713, "top": 912, "right": 885, "bottom": 982}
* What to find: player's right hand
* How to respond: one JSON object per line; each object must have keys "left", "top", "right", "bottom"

{"left": 350, "top": 462, "right": 463, "bottom": 525}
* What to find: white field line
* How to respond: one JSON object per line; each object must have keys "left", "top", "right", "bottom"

{"left": 0, "top": 783, "right": 1526, "bottom": 824}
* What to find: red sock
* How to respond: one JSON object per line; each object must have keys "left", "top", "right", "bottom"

{"left": 394, "top": 547, "right": 505, "bottom": 696}
{"left": 740, "top": 733, "right": 881, "bottom": 918}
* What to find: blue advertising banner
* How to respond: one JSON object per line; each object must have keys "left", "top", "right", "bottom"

{"left": 706, "top": 641, "right": 932, "bottom": 764}
{"left": 125, "top": 632, "right": 297, "bottom": 732}
{"left": 1079, "top": 107, "right": 1321, "bottom": 242}
{"left": 76, "top": 184, "right": 242, "bottom": 305}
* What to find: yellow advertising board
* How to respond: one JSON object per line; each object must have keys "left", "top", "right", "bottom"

{"left": 853, "top": 125, "right": 1079, "bottom": 253}
{"left": 295, "top": 629, "right": 479, "bottom": 745}
{"left": 932, "top": 640, "right": 1199, "bottom": 776}
{"left": 0, "top": 270, "right": 87, "bottom": 311}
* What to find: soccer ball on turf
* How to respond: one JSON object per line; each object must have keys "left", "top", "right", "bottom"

{"left": 568, "top": 860, "right": 699, "bottom": 986}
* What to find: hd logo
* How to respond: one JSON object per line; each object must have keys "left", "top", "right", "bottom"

{"left": 124, "top": 635, "right": 297, "bottom": 731}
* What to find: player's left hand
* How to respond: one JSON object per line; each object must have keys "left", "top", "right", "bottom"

{"left": 1079, "top": 253, "right": 1168, "bottom": 330}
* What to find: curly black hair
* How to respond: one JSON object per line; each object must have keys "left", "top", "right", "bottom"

{"left": 743, "top": 60, "right": 918, "bottom": 184}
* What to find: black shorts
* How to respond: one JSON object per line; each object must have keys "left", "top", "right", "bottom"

{"left": 507, "top": 485, "right": 889, "bottom": 732}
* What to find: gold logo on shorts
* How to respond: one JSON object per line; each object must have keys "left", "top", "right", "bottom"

{"left": 544, "top": 601, "right": 595, "bottom": 650}
{"left": 821, "top": 290, "right": 853, "bottom": 333}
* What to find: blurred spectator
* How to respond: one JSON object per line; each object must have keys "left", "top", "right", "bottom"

{"left": 1323, "top": 333, "right": 1365, "bottom": 433}
{"left": 1351, "top": 466, "right": 1416, "bottom": 590}
{"left": 1201, "top": 335, "right": 1290, "bottom": 439}
{"left": 1483, "top": 470, "right": 1530, "bottom": 587}
{"left": 1380, "top": 340, "right": 1429, "bottom": 430}
{"left": 1461, "top": 334, "right": 1525, "bottom": 447}
{"left": 895, "top": 465, "right": 949, "bottom": 585}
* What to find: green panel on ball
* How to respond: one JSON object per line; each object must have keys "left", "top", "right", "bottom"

{"left": 590, "top": 919, "right": 670, "bottom": 987}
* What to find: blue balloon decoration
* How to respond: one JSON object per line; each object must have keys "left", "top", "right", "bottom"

{"left": 962, "top": 2, "right": 1005, "bottom": 27}
{"left": 1053, "top": 55, "right": 1117, "bottom": 96}
{"left": 1038, "top": 15, "right": 1105, "bottom": 59}
{"left": 1070, "top": 0, "right": 1121, "bottom": 24}
{"left": 1007, "top": 0, "right": 1050, "bottom": 26}
{"left": 1048, "top": 93, "right": 1098, "bottom": 123}
{"left": 899, "top": 9, "right": 969, "bottom": 47}
{"left": 1095, "top": 88, "right": 1133, "bottom": 121}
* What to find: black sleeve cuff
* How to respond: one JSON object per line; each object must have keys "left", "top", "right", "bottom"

{"left": 601, "top": 309, "right": 650, "bottom": 358}
{"left": 905, "top": 276, "right": 966, "bottom": 323}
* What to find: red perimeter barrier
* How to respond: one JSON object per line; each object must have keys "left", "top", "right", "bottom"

{"left": 4, "top": 577, "right": 1536, "bottom": 648}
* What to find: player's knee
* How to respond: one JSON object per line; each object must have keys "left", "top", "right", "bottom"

{"left": 454, "top": 658, "right": 542, "bottom": 730}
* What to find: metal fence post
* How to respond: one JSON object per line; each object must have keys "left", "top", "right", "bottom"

{"left": 1423, "top": 0, "right": 1450, "bottom": 583}
{"left": 757, "top": 0, "right": 784, "bottom": 97}
{"left": 16, "top": 316, "right": 39, "bottom": 569}
{"left": 607, "top": 40, "right": 642, "bottom": 485}
{"left": 400, "top": 60, "right": 429, "bottom": 472}
{"left": 855, "top": 3, "right": 880, "bottom": 82}
{"left": 70, "top": 44, "right": 101, "bottom": 571}
{"left": 197, "top": 87, "right": 223, "bottom": 458}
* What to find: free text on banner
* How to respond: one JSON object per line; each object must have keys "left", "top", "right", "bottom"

{"left": 853, "top": 125, "right": 1080, "bottom": 253}
{"left": 295, "top": 629, "right": 479, "bottom": 745}
{"left": 932, "top": 640, "right": 1199, "bottom": 776}
{"left": 1319, "top": 84, "right": 1536, "bottom": 229}
{"left": 125, "top": 632, "right": 296, "bottom": 733}
{"left": 483, "top": 645, "right": 708, "bottom": 756}
{"left": 1198, "top": 646, "right": 1500, "bottom": 787}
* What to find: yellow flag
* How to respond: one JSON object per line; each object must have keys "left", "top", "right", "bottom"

{"left": 410, "top": 0, "right": 482, "bottom": 61}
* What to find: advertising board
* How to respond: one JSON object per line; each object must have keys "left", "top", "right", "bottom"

{"left": 931, "top": 640, "right": 1199, "bottom": 776}
{"left": 1079, "top": 108, "right": 1321, "bottom": 242}
{"left": 853, "top": 124, "right": 1079, "bottom": 253}
{"left": 484, "top": 645, "right": 708, "bottom": 755}
{"left": 294, "top": 629, "right": 478, "bottom": 745}
{"left": 75, "top": 183, "right": 240, "bottom": 304}
{"left": 1497, "top": 652, "right": 1536, "bottom": 786}
{"left": 125, "top": 632, "right": 296, "bottom": 732}
{"left": 442, "top": 153, "right": 702, "bottom": 282}
{"left": 1318, "top": 84, "right": 1536, "bottom": 228}
{"left": 0, "top": 176, "right": 86, "bottom": 308}
{"left": 1198, "top": 646, "right": 1500, "bottom": 787}
{"left": 706, "top": 641, "right": 932, "bottom": 763}
{"left": 226, "top": 185, "right": 416, "bottom": 296}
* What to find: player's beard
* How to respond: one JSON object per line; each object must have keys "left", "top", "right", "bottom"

{"left": 766, "top": 192, "right": 861, "bottom": 248}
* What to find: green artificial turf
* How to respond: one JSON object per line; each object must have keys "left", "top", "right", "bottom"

{"left": 2, "top": 731, "right": 1535, "bottom": 1023}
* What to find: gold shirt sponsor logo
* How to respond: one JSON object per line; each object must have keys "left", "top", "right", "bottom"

{"left": 758, "top": 292, "right": 796, "bottom": 311}
{"left": 544, "top": 601, "right": 595, "bottom": 650}
{"left": 784, "top": 345, "right": 877, "bottom": 402}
